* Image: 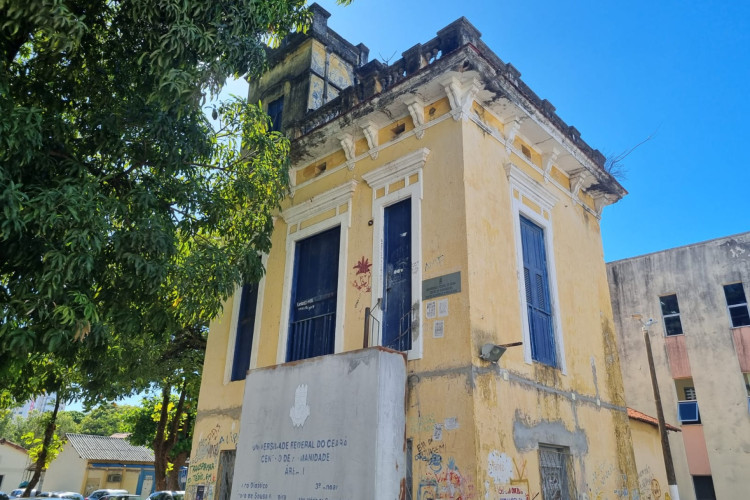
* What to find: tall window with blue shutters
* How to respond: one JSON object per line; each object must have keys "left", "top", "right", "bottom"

{"left": 231, "top": 283, "right": 259, "bottom": 381}
{"left": 520, "top": 216, "right": 557, "bottom": 367}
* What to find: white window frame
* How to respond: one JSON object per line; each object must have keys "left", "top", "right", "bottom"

{"left": 507, "top": 162, "right": 566, "bottom": 373}
{"left": 275, "top": 181, "right": 356, "bottom": 364}
{"left": 223, "top": 254, "right": 268, "bottom": 385}
{"left": 363, "top": 149, "right": 429, "bottom": 360}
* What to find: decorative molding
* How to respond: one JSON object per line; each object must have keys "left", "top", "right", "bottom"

{"left": 569, "top": 168, "right": 592, "bottom": 200}
{"left": 505, "top": 161, "right": 558, "bottom": 213}
{"left": 362, "top": 148, "right": 430, "bottom": 192}
{"left": 281, "top": 180, "right": 358, "bottom": 227}
{"left": 442, "top": 76, "right": 480, "bottom": 121}
{"left": 359, "top": 120, "right": 379, "bottom": 159}
{"left": 338, "top": 133, "right": 356, "bottom": 171}
{"left": 542, "top": 148, "right": 561, "bottom": 183}
{"left": 403, "top": 96, "right": 425, "bottom": 139}
{"left": 503, "top": 116, "right": 522, "bottom": 154}
{"left": 593, "top": 193, "right": 616, "bottom": 215}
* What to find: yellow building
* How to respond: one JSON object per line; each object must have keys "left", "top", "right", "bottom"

{"left": 187, "top": 4, "right": 650, "bottom": 500}
{"left": 43, "top": 434, "right": 156, "bottom": 496}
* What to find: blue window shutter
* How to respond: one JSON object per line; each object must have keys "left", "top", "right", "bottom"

{"left": 520, "top": 216, "right": 557, "bottom": 367}
{"left": 287, "top": 226, "right": 340, "bottom": 362}
{"left": 382, "top": 198, "right": 412, "bottom": 351}
{"left": 231, "top": 283, "right": 259, "bottom": 381}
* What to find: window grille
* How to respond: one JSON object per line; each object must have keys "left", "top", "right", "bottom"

{"left": 539, "top": 446, "right": 576, "bottom": 500}
{"left": 684, "top": 386, "right": 697, "bottom": 400}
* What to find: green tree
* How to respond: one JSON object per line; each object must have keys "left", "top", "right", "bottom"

{"left": 126, "top": 380, "right": 199, "bottom": 491}
{"left": 1, "top": 0, "right": 350, "bottom": 494}
{"left": 78, "top": 404, "right": 130, "bottom": 436}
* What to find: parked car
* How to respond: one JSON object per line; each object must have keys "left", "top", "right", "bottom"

{"left": 147, "top": 491, "right": 183, "bottom": 500}
{"left": 1, "top": 491, "right": 9, "bottom": 500}
{"left": 53, "top": 492, "right": 84, "bottom": 500}
{"left": 85, "top": 490, "right": 128, "bottom": 500}
{"left": 100, "top": 495, "right": 141, "bottom": 500}
{"left": 10, "top": 489, "right": 39, "bottom": 498}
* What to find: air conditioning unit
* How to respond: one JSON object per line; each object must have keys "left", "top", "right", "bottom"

{"left": 107, "top": 473, "right": 122, "bottom": 483}
{"left": 678, "top": 400, "right": 700, "bottom": 423}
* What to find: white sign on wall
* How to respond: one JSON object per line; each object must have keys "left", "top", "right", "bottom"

{"left": 230, "top": 347, "right": 407, "bottom": 500}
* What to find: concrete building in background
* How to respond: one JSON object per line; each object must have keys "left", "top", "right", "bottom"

{"left": 11, "top": 394, "right": 65, "bottom": 418}
{"left": 608, "top": 232, "right": 750, "bottom": 500}
{"left": 187, "top": 4, "right": 663, "bottom": 500}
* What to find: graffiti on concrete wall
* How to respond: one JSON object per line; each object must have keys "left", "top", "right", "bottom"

{"left": 412, "top": 415, "right": 473, "bottom": 500}
{"left": 637, "top": 466, "right": 661, "bottom": 500}
{"left": 417, "top": 458, "right": 469, "bottom": 500}
{"left": 186, "top": 423, "right": 240, "bottom": 500}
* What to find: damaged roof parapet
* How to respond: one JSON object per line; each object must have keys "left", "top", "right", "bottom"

{"left": 285, "top": 12, "right": 624, "bottom": 199}
{"left": 267, "top": 3, "right": 369, "bottom": 69}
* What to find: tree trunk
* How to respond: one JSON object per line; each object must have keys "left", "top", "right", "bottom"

{"left": 166, "top": 450, "right": 189, "bottom": 490}
{"left": 153, "top": 379, "right": 189, "bottom": 491}
{"left": 23, "top": 396, "right": 61, "bottom": 496}
{"left": 152, "top": 384, "right": 171, "bottom": 491}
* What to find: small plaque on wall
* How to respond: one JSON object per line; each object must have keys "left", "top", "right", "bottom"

{"left": 422, "top": 272, "right": 461, "bottom": 300}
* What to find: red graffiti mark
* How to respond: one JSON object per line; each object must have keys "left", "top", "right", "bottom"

{"left": 352, "top": 257, "right": 372, "bottom": 292}
{"left": 353, "top": 257, "right": 372, "bottom": 275}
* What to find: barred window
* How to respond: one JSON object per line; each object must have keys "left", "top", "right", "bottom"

{"left": 539, "top": 445, "right": 576, "bottom": 500}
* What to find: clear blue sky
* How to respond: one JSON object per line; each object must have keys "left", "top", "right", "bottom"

{"left": 231, "top": 0, "right": 750, "bottom": 262}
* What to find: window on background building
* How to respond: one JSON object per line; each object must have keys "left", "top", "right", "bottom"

{"left": 539, "top": 445, "right": 576, "bottom": 500}
{"left": 723, "top": 282, "right": 750, "bottom": 327}
{"left": 692, "top": 475, "right": 717, "bottom": 500}
{"left": 677, "top": 381, "right": 701, "bottom": 424}
{"left": 521, "top": 216, "right": 557, "bottom": 367}
{"left": 230, "top": 283, "right": 259, "bottom": 382}
{"left": 659, "top": 294, "right": 684, "bottom": 336}
{"left": 268, "top": 96, "right": 284, "bottom": 132}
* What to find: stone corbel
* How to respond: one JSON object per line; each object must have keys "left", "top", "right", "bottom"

{"left": 503, "top": 117, "right": 521, "bottom": 154}
{"left": 593, "top": 193, "right": 616, "bottom": 216}
{"left": 503, "top": 162, "right": 513, "bottom": 180}
{"left": 359, "top": 121, "right": 379, "bottom": 159}
{"left": 542, "top": 148, "right": 561, "bottom": 183}
{"left": 403, "top": 96, "right": 425, "bottom": 139}
{"left": 339, "top": 133, "right": 356, "bottom": 171}
{"left": 442, "top": 76, "right": 480, "bottom": 121}
{"left": 569, "top": 169, "right": 592, "bottom": 200}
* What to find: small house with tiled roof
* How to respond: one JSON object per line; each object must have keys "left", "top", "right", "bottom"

{"left": 43, "top": 434, "right": 156, "bottom": 496}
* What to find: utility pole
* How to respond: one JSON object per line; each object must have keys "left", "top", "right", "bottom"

{"left": 634, "top": 315, "right": 680, "bottom": 500}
